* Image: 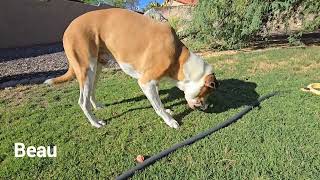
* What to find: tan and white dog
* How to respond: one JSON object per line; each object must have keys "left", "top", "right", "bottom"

{"left": 45, "top": 8, "right": 219, "bottom": 129}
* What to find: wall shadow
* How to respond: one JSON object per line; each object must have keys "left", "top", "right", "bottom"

{"left": 0, "top": 43, "right": 64, "bottom": 62}
{"left": 0, "top": 69, "right": 66, "bottom": 89}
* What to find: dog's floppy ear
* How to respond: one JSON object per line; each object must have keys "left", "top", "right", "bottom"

{"left": 204, "top": 74, "right": 215, "bottom": 88}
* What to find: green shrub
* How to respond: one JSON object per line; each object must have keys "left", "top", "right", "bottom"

{"left": 186, "top": 0, "right": 320, "bottom": 50}
{"left": 168, "top": 17, "right": 181, "bottom": 30}
{"left": 288, "top": 32, "right": 303, "bottom": 46}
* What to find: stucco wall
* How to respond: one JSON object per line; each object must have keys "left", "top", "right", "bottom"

{"left": 154, "top": 5, "right": 194, "bottom": 21}
{"left": 0, "top": 0, "right": 112, "bottom": 49}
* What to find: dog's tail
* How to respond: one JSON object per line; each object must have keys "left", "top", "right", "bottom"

{"left": 44, "top": 66, "right": 75, "bottom": 85}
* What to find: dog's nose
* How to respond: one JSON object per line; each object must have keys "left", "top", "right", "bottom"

{"left": 188, "top": 100, "right": 202, "bottom": 110}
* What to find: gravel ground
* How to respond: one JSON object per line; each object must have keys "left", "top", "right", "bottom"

{"left": 0, "top": 43, "right": 119, "bottom": 89}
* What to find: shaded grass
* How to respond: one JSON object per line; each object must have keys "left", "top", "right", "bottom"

{"left": 0, "top": 46, "right": 320, "bottom": 179}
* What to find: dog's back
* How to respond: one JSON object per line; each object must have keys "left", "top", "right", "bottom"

{"left": 63, "top": 8, "right": 182, "bottom": 72}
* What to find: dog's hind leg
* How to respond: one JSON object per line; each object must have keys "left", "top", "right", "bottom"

{"left": 77, "top": 58, "right": 106, "bottom": 128}
{"left": 62, "top": 31, "right": 105, "bottom": 128}
{"left": 90, "top": 62, "right": 105, "bottom": 110}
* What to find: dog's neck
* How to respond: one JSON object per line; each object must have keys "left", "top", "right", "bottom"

{"left": 170, "top": 45, "right": 211, "bottom": 79}
{"left": 170, "top": 45, "right": 212, "bottom": 93}
{"left": 183, "top": 52, "right": 212, "bottom": 81}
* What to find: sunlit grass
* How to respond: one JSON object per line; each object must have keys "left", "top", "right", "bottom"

{"left": 0, "top": 46, "right": 319, "bottom": 179}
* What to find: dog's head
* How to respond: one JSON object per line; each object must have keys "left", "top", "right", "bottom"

{"left": 185, "top": 73, "right": 219, "bottom": 110}
{"left": 176, "top": 51, "right": 219, "bottom": 110}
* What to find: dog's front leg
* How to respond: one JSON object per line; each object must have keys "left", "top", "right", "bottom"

{"left": 138, "top": 80, "right": 179, "bottom": 129}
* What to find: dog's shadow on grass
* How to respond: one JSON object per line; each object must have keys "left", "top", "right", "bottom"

{"left": 104, "top": 78, "right": 259, "bottom": 123}
{"left": 103, "top": 87, "right": 187, "bottom": 122}
{"left": 204, "top": 78, "right": 259, "bottom": 114}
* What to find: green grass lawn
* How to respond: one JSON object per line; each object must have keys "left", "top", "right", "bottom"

{"left": 0, "top": 46, "right": 319, "bottom": 179}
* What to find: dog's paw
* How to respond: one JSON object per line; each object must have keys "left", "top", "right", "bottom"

{"left": 166, "top": 119, "right": 179, "bottom": 129}
{"left": 98, "top": 120, "right": 106, "bottom": 126}
{"left": 165, "top": 109, "right": 173, "bottom": 115}
{"left": 91, "top": 123, "right": 103, "bottom": 128}
{"left": 91, "top": 120, "right": 106, "bottom": 128}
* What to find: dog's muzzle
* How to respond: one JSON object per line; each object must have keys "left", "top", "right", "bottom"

{"left": 188, "top": 100, "right": 209, "bottom": 110}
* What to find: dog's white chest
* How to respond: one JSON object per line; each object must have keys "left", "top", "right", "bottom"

{"left": 118, "top": 63, "right": 141, "bottom": 79}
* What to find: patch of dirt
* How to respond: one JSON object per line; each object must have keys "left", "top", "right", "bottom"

{"left": 294, "top": 62, "right": 320, "bottom": 73}
{"left": 0, "top": 85, "right": 34, "bottom": 106}
{"left": 196, "top": 45, "right": 314, "bottom": 59}
{"left": 196, "top": 50, "right": 239, "bottom": 58}
{"left": 213, "top": 59, "right": 239, "bottom": 71}
{"left": 248, "top": 61, "right": 289, "bottom": 74}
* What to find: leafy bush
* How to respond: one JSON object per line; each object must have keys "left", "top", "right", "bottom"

{"left": 186, "top": 0, "right": 320, "bottom": 50}
{"left": 288, "top": 32, "right": 303, "bottom": 46}
{"left": 168, "top": 17, "right": 181, "bottom": 30}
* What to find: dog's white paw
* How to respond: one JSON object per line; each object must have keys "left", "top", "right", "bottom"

{"left": 91, "top": 120, "right": 106, "bottom": 128}
{"left": 91, "top": 122, "right": 103, "bottom": 128}
{"left": 165, "top": 109, "right": 173, "bottom": 115}
{"left": 166, "top": 119, "right": 179, "bottom": 129}
{"left": 98, "top": 120, "right": 106, "bottom": 126}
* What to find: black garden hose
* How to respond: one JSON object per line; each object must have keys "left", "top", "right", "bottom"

{"left": 116, "top": 92, "right": 278, "bottom": 180}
